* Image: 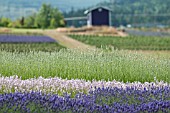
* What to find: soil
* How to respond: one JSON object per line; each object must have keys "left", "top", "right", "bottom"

{"left": 44, "top": 30, "right": 95, "bottom": 50}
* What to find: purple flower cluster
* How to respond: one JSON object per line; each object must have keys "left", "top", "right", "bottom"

{"left": 90, "top": 86, "right": 170, "bottom": 112}
{"left": 0, "top": 86, "right": 170, "bottom": 113}
{"left": 0, "top": 34, "right": 56, "bottom": 43}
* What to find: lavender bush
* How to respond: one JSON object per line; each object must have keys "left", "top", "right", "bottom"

{"left": 0, "top": 86, "right": 170, "bottom": 113}
{"left": 0, "top": 34, "right": 56, "bottom": 42}
{"left": 0, "top": 76, "right": 170, "bottom": 112}
{"left": 0, "top": 76, "right": 169, "bottom": 95}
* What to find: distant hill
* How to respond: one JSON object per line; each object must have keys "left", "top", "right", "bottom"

{"left": 102, "top": 0, "right": 170, "bottom": 26}
{"left": 0, "top": 0, "right": 109, "bottom": 20}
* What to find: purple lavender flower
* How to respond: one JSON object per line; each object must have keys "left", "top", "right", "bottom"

{"left": 0, "top": 85, "right": 170, "bottom": 113}
{"left": 0, "top": 34, "right": 56, "bottom": 43}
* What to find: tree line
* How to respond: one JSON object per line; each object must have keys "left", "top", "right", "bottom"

{"left": 0, "top": 4, "right": 65, "bottom": 29}
{"left": 63, "top": 0, "right": 170, "bottom": 27}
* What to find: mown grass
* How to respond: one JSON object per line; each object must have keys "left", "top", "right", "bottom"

{"left": 69, "top": 35, "right": 170, "bottom": 50}
{"left": 0, "top": 49, "right": 169, "bottom": 83}
{"left": 0, "top": 43, "right": 65, "bottom": 52}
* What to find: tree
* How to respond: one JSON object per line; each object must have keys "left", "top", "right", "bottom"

{"left": 36, "top": 4, "right": 51, "bottom": 28}
{"left": 35, "top": 4, "right": 65, "bottom": 28}
{"left": 50, "top": 18, "right": 57, "bottom": 28}
{"left": 24, "top": 14, "right": 37, "bottom": 28}
{"left": 0, "top": 4, "right": 65, "bottom": 28}
{"left": 20, "top": 17, "right": 25, "bottom": 27}
{"left": 0, "top": 17, "right": 11, "bottom": 27}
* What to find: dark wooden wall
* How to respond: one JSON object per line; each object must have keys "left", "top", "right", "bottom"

{"left": 91, "top": 8, "right": 109, "bottom": 26}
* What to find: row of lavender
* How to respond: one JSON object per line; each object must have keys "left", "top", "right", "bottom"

{"left": 0, "top": 34, "right": 56, "bottom": 42}
{"left": 0, "top": 76, "right": 170, "bottom": 113}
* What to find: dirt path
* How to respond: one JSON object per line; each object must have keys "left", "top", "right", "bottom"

{"left": 44, "top": 30, "right": 95, "bottom": 50}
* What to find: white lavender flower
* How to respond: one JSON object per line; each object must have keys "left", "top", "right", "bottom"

{"left": 0, "top": 75, "right": 169, "bottom": 95}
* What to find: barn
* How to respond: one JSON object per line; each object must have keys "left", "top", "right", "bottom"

{"left": 84, "top": 6, "right": 112, "bottom": 27}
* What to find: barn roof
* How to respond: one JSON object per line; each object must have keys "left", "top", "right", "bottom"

{"left": 84, "top": 6, "right": 112, "bottom": 14}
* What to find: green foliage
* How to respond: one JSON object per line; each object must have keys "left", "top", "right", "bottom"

{"left": 0, "top": 4, "right": 65, "bottom": 29}
{"left": 35, "top": 4, "right": 65, "bottom": 29}
{"left": 24, "top": 14, "right": 38, "bottom": 28}
{"left": 69, "top": 35, "right": 170, "bottom": 50}
{"left": 107, "top": 0, "right": 170, "bottom": 26}
{"left": 0, "top": 17, "right": 26, "bottom": 28}
{"left": 10, "top": 20, "right": 22, "bottom": 28}
{"left": 0, "top": 17, "right": 12, "bottom": 27}
{"left": 0, "top": 43, "right": 65, "bottom": 52}
{"left": 50, "top": 18, "right": 57, "bottom": 28}
{"left": 36, "top": 4, "right": 51, "bottom": 28}
{"left": 0, "top": 49, "right": 169, "bottom": 83}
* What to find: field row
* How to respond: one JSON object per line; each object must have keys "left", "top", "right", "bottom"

{"left": 0, "top": 76, "right": 169, "bottom": 94}
{"left": 0, "top": 43, "right": 65, "bottom": 52}
{"left": 69, "top": 35, "right": 170, "bottom": 50}
{"left": 1, "top": 88, "right": 170, "bottom": 113}
{"left": 0, "top": 34, "right": 56, "bottom": 42}
{"left": 0, "top": 49, "right": 169, "bottom": 82}
{"left": 0, "top": 76, "right": 170, "bottom": 113}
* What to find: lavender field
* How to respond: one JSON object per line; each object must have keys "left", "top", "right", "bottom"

{"left": 0, "top": 34, "right": 170, "bottom": 112}
{"left": 0, "top": 48, "right": 170, "bottom": 112}
{"left": 0, "top": 34, "right": 56, "bottom": 42}
{"left": 0, "top": 76, "right": 170, "bottom": 112}
{"left": 0, "top": 34, "right": 64, "bottom": 52}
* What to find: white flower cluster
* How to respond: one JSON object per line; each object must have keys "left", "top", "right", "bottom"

{"left": 0, "top": 75, "right": 169, "bottom": 94}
